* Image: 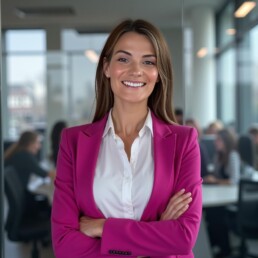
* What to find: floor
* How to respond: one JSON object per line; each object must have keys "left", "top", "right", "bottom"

{"left": 4, "top": 234, "right": 55, "bottom": 258}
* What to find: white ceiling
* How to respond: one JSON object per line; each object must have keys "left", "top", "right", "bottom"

{"left": 2, "top": 0, "right": 226, "bottom": 31}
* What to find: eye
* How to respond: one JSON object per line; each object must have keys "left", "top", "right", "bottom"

{"left": 117, "top": 57, "right": 128, "bottom": 63}
{"left": 143, "top": 60, "right": 156, "bottom": 65}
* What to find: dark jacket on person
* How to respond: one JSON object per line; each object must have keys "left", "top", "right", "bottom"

{"left": 5, "top": 150, "right": 47, "bottom": 190}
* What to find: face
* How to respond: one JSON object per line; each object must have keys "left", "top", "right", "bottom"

{"left": 215, "top": 135, "right": 225, "bottom": 151}
{"left": 29, "top": 136, "right": 41, "bottom": 155}
{"left": 104, "top": 32, "right": 159, "bottom": 106}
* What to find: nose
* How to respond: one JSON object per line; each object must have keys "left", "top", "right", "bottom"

{"left": 129, "top": 62, "right": 143, "bottom": 77}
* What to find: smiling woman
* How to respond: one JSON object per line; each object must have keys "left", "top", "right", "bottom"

{"left": 51, "top": 19, "right": 202, "bottom": 258}
{"left": 103, "top": 32, "right": 159, "bottom": 107}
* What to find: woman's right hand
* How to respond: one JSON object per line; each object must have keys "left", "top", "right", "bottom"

{"left": 160, "top": 189, "right": 192, "bottom": 221}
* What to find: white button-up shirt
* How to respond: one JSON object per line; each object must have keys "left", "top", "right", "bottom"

{"left": 93, "top": 110, "right": 154, "bottom": 220}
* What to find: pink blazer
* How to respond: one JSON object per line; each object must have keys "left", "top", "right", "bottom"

{"left": 51, "top": 112, "right": 202, "bottom": 258}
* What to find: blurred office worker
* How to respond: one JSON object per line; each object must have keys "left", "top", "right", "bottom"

{"left": 4, "top": 131, "right": 56, "bottom": 217}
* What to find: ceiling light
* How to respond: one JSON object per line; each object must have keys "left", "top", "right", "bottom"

{"left": 196, "top": 48, "right": 208, "bottom": 58}
{"left": 85, "top": 50, "right": 99, "bottom": 63}
{"left": 234, "top": 1, "right": 256, "bottom": 18}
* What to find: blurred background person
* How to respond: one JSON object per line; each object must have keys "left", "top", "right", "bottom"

{"left": 249, "top": 124, "right": 258, "bottom": 170}
{"left": 185, "top": 118, "right": 210, "bottom": 178}
{"left": 203, "top": 128, "right": 240, "bottom": 185}
{"left": 203, "top": 128, "right": 240, "bottom": 258}
{"left": 205, "top": 120, "right": 224, "bottom": 135}
{"left": 4, "top": 131, "right": 56, "bottom": 218}
{"left": 174, "top": 108, "right": 184, "bottom": 125}
{"left": 237, "top": 134, "right": 256, "bottom": 177}
{"left": 50, "top": 120, "right": 67, "bottom": 167}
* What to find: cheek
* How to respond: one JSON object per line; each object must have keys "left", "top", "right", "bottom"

{"left": 149, "top": 69, "right": 159, "bottom": 82}
{"left": 109, "top": 63, "right": 125, "bottom": 77}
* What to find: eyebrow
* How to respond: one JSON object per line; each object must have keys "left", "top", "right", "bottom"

{"left": 114, "top": 50, "right": 156, "bottom": 58}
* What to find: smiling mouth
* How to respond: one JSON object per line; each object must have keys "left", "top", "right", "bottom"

{"left": 122, "top": 80, "right": 146, "bottom": 88}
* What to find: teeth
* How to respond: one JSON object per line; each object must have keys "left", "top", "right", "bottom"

{"left": 123, "top": 81, "right": 145, "bottom": 87}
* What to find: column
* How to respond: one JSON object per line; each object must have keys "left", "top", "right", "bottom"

{"left": 186, "top": 6, "right": 217, "bottom": 128}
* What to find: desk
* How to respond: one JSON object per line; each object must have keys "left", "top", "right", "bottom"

{"left": 28, "top": 175, "right": 54, "bottom": 203}
{"left": 203, "top": 184, "right": 238, "bottom": 207}
{"left": 194, "top": 184, "right": 238, "bottom": 258}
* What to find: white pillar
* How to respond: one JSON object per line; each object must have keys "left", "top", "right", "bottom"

{"left": 45, "top": 27, "right": 68, "bottom": 157}
{"left": 186, "top": 6, "right": 216, "bottom": 128}
{"left": 46, "top": 52, "right": 68, "bottom": 157}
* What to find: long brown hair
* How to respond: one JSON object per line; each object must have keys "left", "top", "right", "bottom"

{"left": 217, "top": 128, "right": 237, "bottom": 165}
{"left": 4, "top": 131, "right": 39, "bottom": 160}
{"left": 93, "top": 19, "right": 176, "bottom": 124}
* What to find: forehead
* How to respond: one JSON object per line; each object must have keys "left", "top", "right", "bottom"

{"left": 114, "top": 32, "right": 155, "bottom": 54}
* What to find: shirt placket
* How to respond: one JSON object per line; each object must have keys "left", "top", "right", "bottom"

{"left": 115, "top": 135, "right": 139, "bottom": 219}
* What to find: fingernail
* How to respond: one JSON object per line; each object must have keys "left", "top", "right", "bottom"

{"left": 181, "top": 188, "right": 185, "bottom": 193}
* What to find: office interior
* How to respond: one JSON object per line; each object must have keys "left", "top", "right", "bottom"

{"left": 1, "top": 0, "right": 258, "bottom": 257}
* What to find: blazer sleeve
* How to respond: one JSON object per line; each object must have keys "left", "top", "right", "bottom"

{"left": 101, "top": 128, "right": 202, "bottom": 257}
{"left": 51, "top": 129, "right": 100, "bottom": 258}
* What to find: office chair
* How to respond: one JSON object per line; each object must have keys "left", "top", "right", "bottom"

{"left": 4, "top": 166, "right": 50, "bottom": 258}
{"left": 234, "top": 179, "right": 258, "bottom": 258}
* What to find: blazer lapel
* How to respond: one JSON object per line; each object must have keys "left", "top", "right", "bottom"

{"left": 76, "top": 115, "right": 108, "bottom": 218}
{"left": 141, "top": 113, "right": 177, "bottom": 221}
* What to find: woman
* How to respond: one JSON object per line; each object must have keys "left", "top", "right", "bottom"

{"left": 5, "top": 131, "right": 56, "bottom": 188}
{"left": 203, "top": 128, "right": 240, "bottom": 185}
{"left": 52, "top": 19, "right": 202, "bottom": 258}
{"left": 5, "top": 130, "right": 56, "bottom": 218}
{"left": 203, "top": 128, "right": 240, "bottom": 258}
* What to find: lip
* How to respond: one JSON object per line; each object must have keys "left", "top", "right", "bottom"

{"left": 122, "top": 80, "right": 146, "bottom": 88}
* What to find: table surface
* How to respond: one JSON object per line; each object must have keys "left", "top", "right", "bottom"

{"left": 202, "top": 184, "right": 239, "bottom": 207}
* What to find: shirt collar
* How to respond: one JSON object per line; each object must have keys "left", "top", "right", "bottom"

{"left": 103, "top": 109, "right": 153, "bottom": 138}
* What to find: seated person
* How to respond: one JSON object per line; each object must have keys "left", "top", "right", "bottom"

{"left": 237, "top": 134, "right": 256, "bottom": 177}
{"left": 203, "top": 128, "right": 240, "bottom": 185}
{"left": 249, "top": 124, "right": 258, "bottom": 170}
{"left": 203, "top": 128, "right": 240, "bottom": 258}
{"left": 185, "top": 118, "right": 210, "bottom": 177}
{"left": 205, "top": 120, "right": 224, "bottom": 135}
{"left": 4, "top": 130, "right": 56, "bottom": 218}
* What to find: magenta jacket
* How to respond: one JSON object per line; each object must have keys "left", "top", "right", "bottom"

{"left": 51, "top": 112, "right": 202, "bottom": 258}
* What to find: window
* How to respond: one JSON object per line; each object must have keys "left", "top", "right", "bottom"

{"left": 4, "top": 30, "right": 46, "bottom": 139}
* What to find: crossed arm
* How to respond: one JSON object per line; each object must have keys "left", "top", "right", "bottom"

{"left": 79, "top": 189, "right": 192, "bottom": 238}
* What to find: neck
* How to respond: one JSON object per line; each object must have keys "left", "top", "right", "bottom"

{"left": 112, "top": 103, "right": 148, "bottom": 137}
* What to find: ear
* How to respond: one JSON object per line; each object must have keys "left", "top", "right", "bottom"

{"left": 103, "top": 57, "right": 110, "bottom": 78}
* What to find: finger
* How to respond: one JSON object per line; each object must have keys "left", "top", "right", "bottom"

{"left": 169, "top": 189, "right": 186, "bottom": 202}
{"left": 162, "top": 203, "right": 190, "bottom": 220}
{"left": 162, "top": 197, "right": 192, "bottom": 220}
{"left": 172, "top": 204, "right": 190, "bottom": 219}
{"left": 161, "top": 191, "right": 192, "bottom": 219}
{"left": 169, "top": 191, "right": 191, "bottom": 206}
{"left": 166, "top": 193, "right": 192, "bottom": 213}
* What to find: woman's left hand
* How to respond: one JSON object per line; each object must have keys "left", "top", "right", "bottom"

{"left": 79, "top": 216, "right": 106, "bottom": 238}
